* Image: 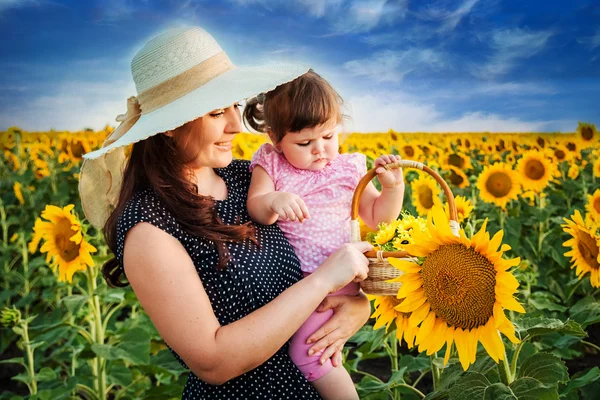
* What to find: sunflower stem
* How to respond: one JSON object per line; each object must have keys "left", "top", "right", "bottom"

{"left": 389, "top": 334, "right": 401, "bottom": 400}
{"left": 581, "top": 340, "right": 600, "bottom": 352}
{"left": 86, "top": 266, "right": 107, "bottom": 400}
{"left": 509, "top": 337, "right": 529, "bottom": 381}
{"left": 498, "top": 351, "right": 513, "bottom": 386}
{"left": 21, "top": 318, "right": 38, "bottom": 394}
{"left": 430, "top": 354, "right": 441, "bottom": 391}
{"left": 390, "top": 383, "right": 426, "bottom": 399}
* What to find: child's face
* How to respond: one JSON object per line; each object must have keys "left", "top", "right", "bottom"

{"left": 277, "top": 119, "right": 340, "bottom": 171}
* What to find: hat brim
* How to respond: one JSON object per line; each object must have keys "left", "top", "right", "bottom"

{"left": 83, "top": 63, "right": 309, "bottom": 160}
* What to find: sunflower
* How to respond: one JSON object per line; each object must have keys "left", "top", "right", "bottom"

{"left": 516, "top": 150, "right": 556, "bottom": 193}
{"left": 444, "top": 195, "right": 473, "bottom": 224}
{"left": 369, "top": 295, "right": 417, "bottom": 348}
{"left": 447, "top": 167, "right": 469, "bottom": 189}
{"left": 391, "top": 214, "right": 428, "bottom": 250}
{"left": 593, "top": 158, "right": 600, "bottom": 179}
{"left": 476, "top": 163, "right": 521, "bottom": 209}
{"left": 411, "top": 174, "right": 442, "bottom": 216}
{"left": 29, "top": 204, "right": 97, "bottom": 283}
{"left": 374, "top": 221, "right": 399, "bottom": 245}
{"left": 398, "top": 143, "right": 421, "bottom": 161}
{"left": 568, "top": 163, "right": 580, "bottom": 180}
{"left": 576, "top": 122, "right": 598, "bottom": 147}
{"left": 562, "top": 210, "right": 600, "bottom": 288}
{"left": 585, "top": 190, "right": 600, "bottom": 225}
{"left": 443, "top": 152, "right": 472, "bottom": 171}
{"left": 389, "top": 206, "right": 524, "bottom": 370}
{"left": 13, "top": 182, "right": 24, "bottom": 205}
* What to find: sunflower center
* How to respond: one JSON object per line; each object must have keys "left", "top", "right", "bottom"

{"left": 485, "top": 172, "right": 512, "bottom": 198}
{"left": 594, "top": 197, "right": 600, "bottom": 214}
{"left": 449, "top": 169, "right": 465, "bottom": 186}
{"left": 403, "top": 145, "right": 415, "bottom": 158}
{"left": 54, "top": 219, "right": 81, "bottom": 262}
{"left": 576, "top": 231, "right": 600, "bottom": 270}
{"left": 537, "top": 137, "right": 545, "bottom": 148}
{"left": 421, "top": 243, "right": 496, "bottom": 330}
{"left": 554, "top": 149, "right": 566, "bottom": 160}
{"left": 448, "top": 154, "right": 465, "bottom": 168}
{"left": 525, "top": 159, "right": 545, "bottom": 180}
{"left": 418, "top": 186, "right": 434, "bottom": 209}
{"left": 581, "top": 126, "right": 594, "bottom": 141}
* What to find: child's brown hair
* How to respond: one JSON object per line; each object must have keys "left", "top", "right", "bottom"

{"left": 243, "top": 70, "right": 344, "bottom": 143}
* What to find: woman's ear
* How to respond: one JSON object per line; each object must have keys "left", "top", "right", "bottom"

{"left": 162, "top": 130, "right": 174, "bottom": 138}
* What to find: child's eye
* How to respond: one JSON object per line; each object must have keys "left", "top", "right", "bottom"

{"left": 324, "top": 134, "right": 334, "bottom": 140}
{"left": 297, "top": 141, "right": 310, "bottom": 147}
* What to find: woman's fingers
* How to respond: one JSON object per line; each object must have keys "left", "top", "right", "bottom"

{"left": 332, "top": 349, "right": 343, "bottom": 367}
{"left": 319, "top": 339, "right": 345, "bottom": 365}
{"left": 308, "top": 326, "right": 342, "bottom": 355}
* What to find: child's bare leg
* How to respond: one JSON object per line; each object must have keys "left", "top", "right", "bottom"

{"left": 311, "top": 366, "right": 358, "bottom": 400}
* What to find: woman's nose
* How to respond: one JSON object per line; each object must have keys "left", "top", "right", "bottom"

{"left": 225, "top": 104, "right": 242, "bottom": 132}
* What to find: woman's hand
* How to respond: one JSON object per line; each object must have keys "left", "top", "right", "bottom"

{"left": 311, "top": 242, "right": 372, "bottom": 294}
{"left": 305, "top": 292, "right": 371, "bottom": 366}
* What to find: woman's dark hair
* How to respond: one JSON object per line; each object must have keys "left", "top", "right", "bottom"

{"left": 102, "top": 122, "right": 257, "bottom": 288}
{"left": 243, "top": 70, "right": 344, "bottom": 143}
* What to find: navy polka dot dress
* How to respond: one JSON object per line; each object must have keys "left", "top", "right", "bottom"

{"left": 115, "top": 160, "right": 321, "bottom": 399}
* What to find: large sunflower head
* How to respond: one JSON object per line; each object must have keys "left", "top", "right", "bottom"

{"left": 586, "top": 190, "right": 600, "bottom": 226}
{"left": 476, "top": 162, "right": 521, "bottom": 209}
{"left": 368, "top": 295, "right": 417, "bottom": 348}
{"left": 517, "top": 150, "right": 556, "bottom": 193}
{"left": 389, "top": 206, "right": 524, "bottom": 370}
{"left": 563, "top": 210, "right": 600, "bottom": 288}
{"left": 29, "top": 204, "right": 97, "bottom": 283}
{"left": 411, "top": 174, "right": 442, "bottom": 216}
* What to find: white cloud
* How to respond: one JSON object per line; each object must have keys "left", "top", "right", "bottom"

{"left": 329, "top": 0, "right": 408, "bottom": 34}
{"left": 418, "top": 0, "right": 479, "bottom": 33}
{"left": 0, "top": 79, "right": 135, "bottom": 131}
{"left": 577, "top": 29, "right": 600, "bottom": 50}
{"left": 344, "top": 91, "right": 573, "bottom": 133}
{"left": 343, "top": 49, "right": 446, "bottom": 82}
{"left": 472, "top": 28, "right": 554, "bottom": 79}
{"left": 297, "top": 0, "right": 344, "bottom": 18}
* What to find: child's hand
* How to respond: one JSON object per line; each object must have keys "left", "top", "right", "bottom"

{"left": 269, "top": 192, "right": 311, "bottom": 222}
{"left": 374, "top": 154, "right": 404, "bottom": 189}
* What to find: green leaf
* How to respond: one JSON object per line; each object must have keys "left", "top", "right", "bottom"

{"left": 117, "top": 327, "right": 151, "bottom": 365}
{"left": 560, "top": 367, "right": 600, "bottom": 397}
{"left": 570, "top": 297, "right": 600, "bottom": 328}
{"left": 36, "top": 367, "right": 57, "bottom": 382}
{"left": 356, "top": 375, "right": 392, "bottom": 397}
{"left": 449, "top": 373, "right": 491, "bottom": 400}
{"left": 389, "top": 367, "right": 408, "bottom": 386}
{"left": 528, "top": 292, "right": 567, "bottom": 312}
{"left": 0, "top": 357, "right": 24, "bottom": 366}
{"left": 91, "top": 343, "right": 129, "bottom": 360}
{"left": 107, "top": 361, "right": 133, "bottom": 387}
{"left": 60, "top": 294, "right": 87, "bottom": 315}
{"left": 514, "top": 317, "right": 587, "bottom": 338}
{"left": 482, "top": 383, "right": 517, "bottom": 400}
{"left": 519, "top": 353, "right": 568, "bottom": 388}
{"left": 424, "top": 390, "right": 450, "bottom": 400}
{"left": 398, "top": 353, "right": 431, "bottom": 373}
{"left": 510, "top": 377, "right": 559, "bottom": 400}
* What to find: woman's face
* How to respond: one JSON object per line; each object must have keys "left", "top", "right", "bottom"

{"left": 171, "top": 103, "right": 242, "bottom": 170}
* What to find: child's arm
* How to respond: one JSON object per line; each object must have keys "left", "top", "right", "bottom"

{"left": 358, "top": 154, "right": 405, "bottom": 230}
{"left": 247, "top": 166, "right": 310, "bottom": 225}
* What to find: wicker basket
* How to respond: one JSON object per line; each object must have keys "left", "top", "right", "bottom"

{"left": 350, "top": 159, "right": 460, "bottom": 296}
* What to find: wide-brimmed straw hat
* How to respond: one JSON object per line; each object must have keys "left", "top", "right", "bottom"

{"left": 79, "top": 26, "right": 308, "bottom": 229}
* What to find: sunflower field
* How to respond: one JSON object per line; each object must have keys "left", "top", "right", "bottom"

{"left": 1, "top": 123, "right": 599, "bottom": 399}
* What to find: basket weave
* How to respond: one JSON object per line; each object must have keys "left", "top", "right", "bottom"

{"left": 350, "top": 159, "right": 459, "bottom": 296}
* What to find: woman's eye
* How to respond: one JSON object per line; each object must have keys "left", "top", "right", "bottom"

{"left": 210, "top": 111, "right": 225, "bottom": 117}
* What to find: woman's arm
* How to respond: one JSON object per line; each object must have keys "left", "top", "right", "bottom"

{"left": 124, "top": 222, "right": 370, "bottom": 385}
{"left": 359, "top": 154, "right": 405, "bottom": 229}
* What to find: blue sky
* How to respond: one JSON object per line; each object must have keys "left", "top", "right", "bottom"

{"left": 0, "top": 0, "right": 598, "bottom": 132}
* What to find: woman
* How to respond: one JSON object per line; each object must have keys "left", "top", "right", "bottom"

{"left": 79, "top": 26, "right": 372, "bottom": 399}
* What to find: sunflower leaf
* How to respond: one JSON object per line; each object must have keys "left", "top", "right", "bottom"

{"left": 570, "top": 296, "right": 600, "bottom": 328}
{"left": 509, "top": 377, "right": 559, "bottom": 400}
{"left": 448, "top": 372, "right": 490, "bottom": 399}
{"left": 518, "top": 353, "right": 568, "bottom": 387}
{"left": 514, "top": 317, "right": 587, "bottom": 338}
{"left": 482, "top": 383, "right": 517, "bottom": 400}
{"left": 559, "top": 367, "right": 600, "bottom": 397}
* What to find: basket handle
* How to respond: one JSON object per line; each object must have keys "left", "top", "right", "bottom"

{"left": 350, "top": 159, "right": 459, "bottom": 259}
